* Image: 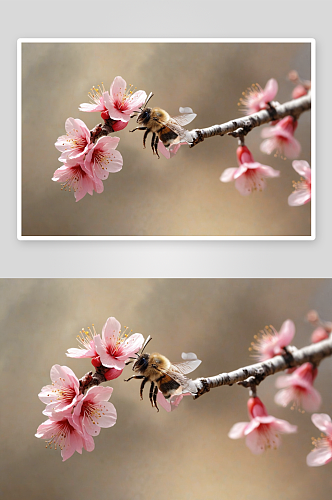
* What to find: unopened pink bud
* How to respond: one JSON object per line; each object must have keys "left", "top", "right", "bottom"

{"left": 101, "top": 110, "right": 110, "bottom": 120}
{"left": 104, "top": 367, "right": 123, "bottom": 381}
{"left": 91, "top": 356, "right": 102, "bottom": 368}
{"left": 112, "top": 120, "right": 128, "bottom": 132}
{"left": 236, "top": 145, "right": 254, "bottom": 165}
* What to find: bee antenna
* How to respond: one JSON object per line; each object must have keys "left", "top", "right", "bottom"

{"left": 141, "top": 335, "right": 152, "bottom": 353}
{"left": 144, "top": 92, "right": 154, "bottom": 108}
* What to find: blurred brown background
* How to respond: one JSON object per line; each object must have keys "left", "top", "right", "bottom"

{"left": 21, "top": 42, "right": 311, "bottom": 237}
{"left": 1, "top": 278, "right": 331, "bottom": 499}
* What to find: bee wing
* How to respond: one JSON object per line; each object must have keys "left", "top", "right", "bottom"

{"left": 165, "top": 367, "right": 198, "bottom": 395}
{"left": 171, "top": 354, "right": 202, "bottom": 375}
{"left": 171, "top": 107, "right": 197, "bottom": 127}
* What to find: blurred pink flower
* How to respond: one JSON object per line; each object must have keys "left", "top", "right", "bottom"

{"left": 84, "top": 136, "right": 123, "bottom": 180}
{"left": 35, "top": 416, "right": 94, "bottom": 461}
{"left": 52, "top": 158, "right": 104, "bottom": 202}
{"left": 38, "top": 365, "right": 80, "bottom": 417}
{"left": 55, "top": 118, "right": 92, "bottom": 162}
{"left": 220, "top": 145, "right": 280, "bottom": 196}
{"left": 94, "top": 316, "right": 144, "bottom": 371}
{"left": 239, "top": 78, "right": 278, "bottom": 114}
{"left": 307, "top": 414, "right": 332, "bottom": 466}
{"left": 228, "top": 397, "right": 297, "bottom": 455}
{"left": 156, "top": 391, "right": 191, "bottom": 412}
{"left": 288, "top": 160, "right": 311, "bottom": 206}
{"left": 250, "top": 319, "right": 295, "bottom": 361}
{"left": 260, "top": 116, "right": 301, "bottom": 159}
{"left": 102, "top": 76, "right": 147, "bottom": 123}
{"left": 311, "top": 327, "right": 329, "bottom": 343}
{"left": 292, "top": 84, "right": 308, "bottom": 99}
{"left": 72, "top": 386, "right": 117, "bottom": 437}
{"left": 274, "top": 362, "right": 321, "bottom": 412}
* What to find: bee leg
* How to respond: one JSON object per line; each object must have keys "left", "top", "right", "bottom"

{"left": 124, "top": 375, "right": 145, "bottom": 382}
{"left": 153, "top": 384, "right": 159, "bottom": 412}
{"left": 140, "top": 377, "right": 148, "bottom": 400}
{"left": 151, "top": 133, "right": 157, "bottom": 155}
{"left": 129, "top": 126, "right": 147, "bottom": 133}
{"left": 149, "top": 381, "right": 155, "bottom": 408}
{"left": 154, "top": 136, "right": 160, "bottom": 159}
{"left": 143, "top": 129, "right": 149, "bottom": 149}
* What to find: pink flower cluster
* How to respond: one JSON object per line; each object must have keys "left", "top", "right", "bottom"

{"left": 36, "top": 317, "right": 144, "bottom": 460}
{"left": 35, "top": 365, "right": 117, "bottom": 461}
{"left": 53, "top": 118, "right": 123, "bottom": 201}
{"left": 53, "top": 77, "right": 147, "bottom": 201}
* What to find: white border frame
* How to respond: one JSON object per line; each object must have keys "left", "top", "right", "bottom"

{"left": 17, "top": 38, "right": 315, "bottom": 241}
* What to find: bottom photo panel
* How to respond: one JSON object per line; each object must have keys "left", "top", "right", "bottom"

{"left": 2, "top": 278, "right": 332, "bottom": 500}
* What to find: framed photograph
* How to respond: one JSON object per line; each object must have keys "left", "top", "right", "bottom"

{"left": 3, "top": 278, "right": 331, "bottom": 499}
{"left": 18, "top": 39, "right": 314, "bottom": 239}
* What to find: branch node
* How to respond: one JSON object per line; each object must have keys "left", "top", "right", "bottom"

{"left": 194, "top": 378, "right": 210, "bottom": 399}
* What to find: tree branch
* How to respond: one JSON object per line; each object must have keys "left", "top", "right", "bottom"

{"left": 192, "top": 334, "right": 332, "bottom": 399}
{"left": 187, "top": 92, "right": 311, "bottom": 147}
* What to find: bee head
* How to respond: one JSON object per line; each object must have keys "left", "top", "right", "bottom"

{"left": 133, "top": 353, "right": 150, "bottom": 372}
{"left": 137, "top": 108, "right": 151, "bottom": 125}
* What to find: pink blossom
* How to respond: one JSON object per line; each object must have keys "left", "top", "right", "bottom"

{"left": 35, "top": 416, "right": 94, "bottom": 461}
{"left": 55, "top": 118, "right": 92, "bottom": 162}
{"left": 94, "top": 317, "right": 144, "bottom": 371}
{"left": 38, "top": 365, "right": 80, "bottom": 417}
{"left": 307, "top": 414, "right": 332, "bottom": 466}
{"left": 158, "top": 141, "right": 186, "bottom": 159}
{"left": 66, "top": 325, "right": 99, "bottom": 360}
{"left": 156, "top": 391, "right": 191, "bottom": 412}
{"left": 79, "top": 83, "right": 109, "bottom": 113}
{"left": 274, "top": 362, "right": 321, "bottom": 412}
{"left": 239, "top": 78, "right": 278, "bottom": 114}
{"left": 84, "top": 136, "right": 123, "bottom": 180}
{"left": 52, "top": 158, "right": 104, "bottom": 202}
{"left": 228, "top": 397, "right": 297, "bottom": 455}
{"left": 78, "top": 84, "right": 132, "bottom": 132}
{"left": 102, "top": 76, "right": 147, "bottom": 123}
{"left": 72, "top": 386, "right": 117, "bottom": 437}
{"left": 250, "top": 319, "right": 295, "bottom": 361}
{"left": 66, "top": 322, "right": 127, "bottom": 380}
{"left": 260, "top": 116, "right": 301, "bottom": 159}
{"left": 288, "top": 160, "right": 311, "bottom": 206}
{"left": 220, "top": 145, "right": 280, "bottom": 196}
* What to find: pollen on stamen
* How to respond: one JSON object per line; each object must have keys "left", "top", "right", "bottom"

{"left": 88, "top": 82, "right": 106, "bottom": 104}
{"left": 76, "top": 324, "right": 97, "bottom": 349}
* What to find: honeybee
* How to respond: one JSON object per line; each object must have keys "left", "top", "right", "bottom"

{"left": 130, "top": 92, "right": 197, "bottom": 158}
{"left": 125, "top": 336, "right": 201, "bottom": 411}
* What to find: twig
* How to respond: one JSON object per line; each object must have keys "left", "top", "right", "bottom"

{"left": 187, "top": 92, "right": 311, "bottom": 147}
{"left": 192, "top": 334, "right": 332, "bottom": 399}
